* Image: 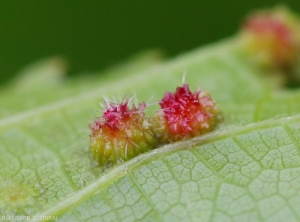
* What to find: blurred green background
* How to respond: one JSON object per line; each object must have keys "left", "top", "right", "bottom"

{"left": 0, "top": 0, "right": 299, "bottom": 84}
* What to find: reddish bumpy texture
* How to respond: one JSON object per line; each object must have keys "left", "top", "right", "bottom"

{"left": 241, "top": 8, "right": 300, "bottom": 69}
{"left": 89, "top": 100, "right": 157, "bottom": 167}
{"left": 153, "top": 84, "right": 219, "bottom": 143}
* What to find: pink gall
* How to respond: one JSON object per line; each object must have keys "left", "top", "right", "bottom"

{"left": 240, "top": 7, "right": 300, "bottom": 71}
{"left": 152, "top": 84, "right": 219, "bottom": 143}
{"left": 89, "top": 100, "right": 157, "bottom": 167}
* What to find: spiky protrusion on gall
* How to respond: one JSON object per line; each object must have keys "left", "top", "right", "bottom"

{"left": 240, "top": 7, "right": 300, "bottom": 70}
{"left": 89, "top": 100, "right": 157, "bottom": 167}
{"left": 152, "top": 84, "right": 219, "bottom": 143}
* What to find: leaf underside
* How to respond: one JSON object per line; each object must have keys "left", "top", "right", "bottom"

{"left": 1, "top": 38, "right": 300, "bottom": 222}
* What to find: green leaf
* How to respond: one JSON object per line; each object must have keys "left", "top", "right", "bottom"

{"left": 1, "top": 38, "right": 300, "bottom": 221}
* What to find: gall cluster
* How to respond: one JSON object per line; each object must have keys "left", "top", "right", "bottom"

{"left": 89, "top": 84, "right": 219, "bottom": 167}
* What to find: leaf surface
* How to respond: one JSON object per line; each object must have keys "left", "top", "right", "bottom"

{"left": 1, "top": 38, "right": 300, "bottom": 222}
